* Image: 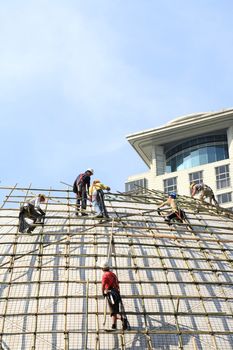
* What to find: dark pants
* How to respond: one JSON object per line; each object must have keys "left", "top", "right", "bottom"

{"left": 167, "top": 209, "right": 185, "bottom": 222}
{"left": 106, "top": 288, "right": 121, "bottom": 316}
{"left": 76, "top": 184, "right": 87, "bottom": 211}
{"left": 19, "top": 204, "right": 45, "bottom": 233}
{"left": 96, "top": 190, "right": 109, "bottom": 217}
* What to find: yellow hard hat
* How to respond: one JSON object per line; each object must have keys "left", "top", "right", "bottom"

{"left": 93, "top": 179, "right": 100, "bottom": 184}
{"left": 39, "top": 194, "right": 46, "bottom": 201}
{"left": 190, "top": 183, "right": 195, "bottom": 189}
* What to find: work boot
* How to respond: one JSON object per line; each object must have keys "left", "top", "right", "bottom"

{"left": 164, "top": 218, "right": 171, "bottom": 226}
{"left": 81, "top": 212, "right": 88, "bottom": 216}
{"left": 112, "top": 323, "right": 117, "bottom": 330}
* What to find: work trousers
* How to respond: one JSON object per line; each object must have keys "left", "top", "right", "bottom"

{"left": 76, "top": 184, "right": 87, "bottom": 211}
{"left": 19, "top": 204, "right": 45, "bottom": 233}
{"left": 167, "top": 209, "right": 185, "bottom": 222}
{"left": 94, "top": 190, "right": 109, "bottom": 217}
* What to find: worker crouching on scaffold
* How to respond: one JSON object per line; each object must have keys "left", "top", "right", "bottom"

{"left": 89, "top": 179, "right": 111, "bottom": 219}
{"left": 19, "top": 194, "right": 46, "bottom": 233}
{"left": 157, "top": 192, "right": 185, "bottom": 225}
{"left": 190, "top": 183, "right": 219, "bottom": 206}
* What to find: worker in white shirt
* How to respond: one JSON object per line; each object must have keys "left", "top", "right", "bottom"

{"left": 19, "top": 194, "right": 46, "bottom": 233}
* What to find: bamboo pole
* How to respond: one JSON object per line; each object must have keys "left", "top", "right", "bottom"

{"left": 84, "top": 279, "right": 89, "bottom": 350}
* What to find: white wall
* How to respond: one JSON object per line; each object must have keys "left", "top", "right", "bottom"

{"left": 126, "top": 126, "right": 233, "bottom": 208}
{"left": 127, "top": 157, "right": 233, "bottom": 208}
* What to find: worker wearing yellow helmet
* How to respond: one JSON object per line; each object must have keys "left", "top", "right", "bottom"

{"left": 89, "top": 179, "right": 111, "bottom": 219}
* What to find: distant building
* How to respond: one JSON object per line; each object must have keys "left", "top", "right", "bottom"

{"left": 126, "top": 108, "right": 233, "bottom": 209}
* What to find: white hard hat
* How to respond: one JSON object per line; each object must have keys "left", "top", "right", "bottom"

{"left": 101, "top": 260, "right": 110, "bottom": 270}
{"left": 86, "top": 168, "right": 94, "bottom": 175}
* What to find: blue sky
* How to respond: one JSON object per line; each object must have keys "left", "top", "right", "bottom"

{"left": 1, "top": 0, "right": 233, "bottom": 192}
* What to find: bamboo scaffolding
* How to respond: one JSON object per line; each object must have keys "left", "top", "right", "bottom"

{"left": 1, "top": 310, "right": 232, "bottom": 318}
{"left": 1, "top": 329, "right": 232, "bottom": 336}
{"left": 84, "top": 279, "right": 89, "bottom": 350}
{"left": 109, "top": 201, "right": 153, "bottom": 350}
{"left": 1, "top": 205, "right": 232, "bottom": 224}
{"left": 0, "top": 241, "right": 232, "bottom": 253}
{"left": 0, "top": 294, "right": 231, "bottom": 301}
{"left": 32, "top": 188, "right": 51, "bottom": 350}
{"left": 0, "top": 185, "right": 233, "bottom": 350}
{"left": 64, "top": 189, "right": 71, "bottom": 350}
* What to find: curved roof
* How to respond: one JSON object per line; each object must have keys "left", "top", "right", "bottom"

{"left": 0, "top": 184, "right": 233, "bottom": 349}
{"left": 167, "top": 112, "right": 207, "bottom": 125}
{"left": 126, "top": 108, "right": 233, "bottom": 167}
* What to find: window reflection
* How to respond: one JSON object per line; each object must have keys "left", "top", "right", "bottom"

{"left": 166, "top": 139, "right": 228, "bottom": 173}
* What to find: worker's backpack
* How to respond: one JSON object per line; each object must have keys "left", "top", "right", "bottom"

{"left": 73, "top": 180, "right": 78, "bottom": 194}
{"left": 73, "top": 174, "right": 84, "bottom": 194}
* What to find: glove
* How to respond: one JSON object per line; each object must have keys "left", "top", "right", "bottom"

{"left": 106, "top": 187, "right": 111, "bottom": 191}
{"left": 157, "top": 208, "right": 161, "bottom": 216}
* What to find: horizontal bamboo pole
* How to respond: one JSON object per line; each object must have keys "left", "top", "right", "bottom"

{"left": 0, "top": 240, "right": 231, "bottom": 252}
{"left": 0, "top": 264, "right": 232, "bottom": 273}
{"left": 0, "top": 294, "right": 231, "bottom": 301}
{"left": 1, "top": 205, "right": 231, "bottom": 223}
{"left": 0, "top": 230, "right": 232, "bottom": 244}
{"left": 0, "top": 330, "right": 232, "bottom": 336}
{"left": 1, "top": 213, "right": 233, "bottom": 228}
{"left": 3, "top": 197, "right": 233, "bottom": 217}
{"left": 1, "top": 311, "right": 232, "bottom": 318}
{"left": 0, "top": 252, "right": 232, "bottom": 264}
{"left": 0, "top": 279, "right": 232, "bottom": 287}
{"left": 1, "top": 222, "right": 233, "bottom": 238}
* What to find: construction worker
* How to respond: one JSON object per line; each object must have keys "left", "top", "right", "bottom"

{"left": 102, "top": 261, "right": 128, "bottom": 330}
{"left": 73, "top": 168, "right": 94, "bottom": 216}
{"left": 157, "top": 192, "right": 185, "bottom": 225}
{"left": 19, "top": 194, "right": 46, "bottom": 233}
{"left": 190, "top": 183, "right": 218, "bottom": 206}
{"left": 89, "top": 179, "right": 110, "bottom": 219}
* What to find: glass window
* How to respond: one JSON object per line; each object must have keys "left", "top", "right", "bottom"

{"left": 207, "top": 146, "right": 216, "bottom": 163}
{"left": 189, "top": 171, "right": 203, "bottom": 185}
{"left": 191, "top": 149, "right": 199, "bottom": 167}
{"left": 215, "top": 165, "right": 230, "bottom": 189}
{"left": 216, "top": 145, "right": 225, "bottom": 161}
{"left": 125, "top": 178, "right": 148, "bottom": 193}
{"left": 164, "top": 177, "right": 177, "bottom": 194}
{"left": 217, "top": 192, "right": 232, "bottom": 204}
{"left": 165, "top": 133, "right": 229, "bottom": 173}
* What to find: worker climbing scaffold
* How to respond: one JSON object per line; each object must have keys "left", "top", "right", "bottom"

{"left": 190, "top": 182, "right": 219, "bottom": 206}
{"left": 101, "top": 261, "right": 130, "bottom": 331}
{"left": 18, "top": 194, "right": 46, "bottom": 233}
{"left": 73, "top": 168, "right": 94, "bottom": 216}
{"left": 157, "top": 192, "right": 188, "bottom": 226}
{"left": 89, "top": 179, "right": 111, "bottom": 219}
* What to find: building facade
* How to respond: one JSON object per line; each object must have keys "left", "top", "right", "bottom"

{"left": 126, "top": 108, "right": 233, "bottom": 209}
